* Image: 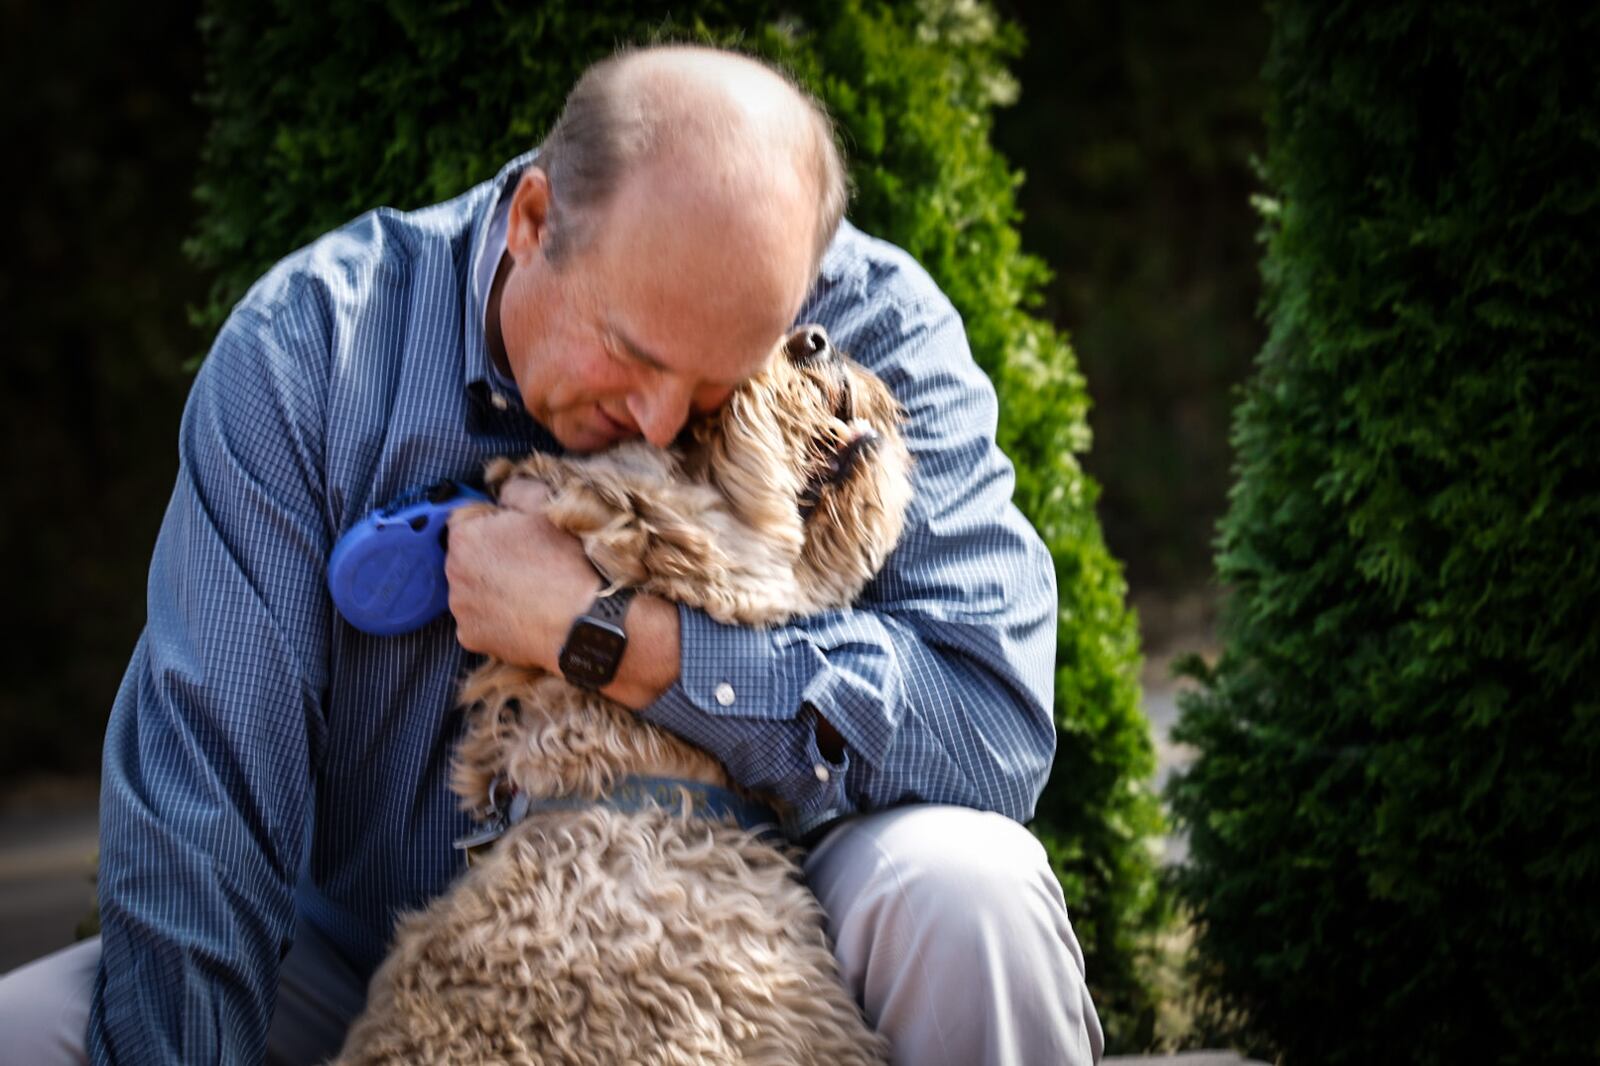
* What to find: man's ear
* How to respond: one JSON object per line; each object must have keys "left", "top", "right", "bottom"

{"left": 506, "top": 168, "right": 553, "bottom": 265}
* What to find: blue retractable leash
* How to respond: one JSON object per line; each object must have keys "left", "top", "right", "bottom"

{"left": 328, "top": 479, "right": 491, "bottom": 636}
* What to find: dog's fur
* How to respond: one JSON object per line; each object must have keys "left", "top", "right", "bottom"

{"left": 332, "top": 327, "right": 912, "bottom": 1065}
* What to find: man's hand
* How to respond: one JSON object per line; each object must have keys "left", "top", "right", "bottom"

{"left": 445, "top": 480, "right": 598, "bottom": 672}
{"left": 444, "top": 478, "right": 683, "bottom": 708}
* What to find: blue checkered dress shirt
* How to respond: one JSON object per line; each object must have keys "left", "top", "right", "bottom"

{"left": 89, "top": 151, "right": 1059, "bottom": 1063}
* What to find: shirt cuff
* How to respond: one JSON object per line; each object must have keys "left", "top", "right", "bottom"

{"left": 639, "top": 605, "right": 854, "bottom": 838}
{"left": 667, "top": 603, "right": 802, "bottom": 721}
{"left": 788, "top": 722, "right": 853, "bottom": 841}
{"left": 662, "top": 603, "right": 898, "bottom": 765}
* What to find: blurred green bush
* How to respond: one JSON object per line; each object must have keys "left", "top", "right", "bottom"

{"left": 188, "top": 0, "right": 1163, "bottom": 1046}
{"left": 1169, "top": 2, "right": 1600, "bottom": 1061}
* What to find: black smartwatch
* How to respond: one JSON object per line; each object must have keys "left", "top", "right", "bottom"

{"left": 558, "top": 586, "right": 636, "bottom": 690}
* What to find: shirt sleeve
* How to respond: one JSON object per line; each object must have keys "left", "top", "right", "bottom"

{"left": 641, "top": 293, "right": 1059, "bottom": 840}
{"left": 89, "top": 284, "right": 333, "bottom": 1064}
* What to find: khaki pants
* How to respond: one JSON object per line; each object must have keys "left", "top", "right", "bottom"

{"left": 0, "top": 805, "right": 1102, "bottom": 1065}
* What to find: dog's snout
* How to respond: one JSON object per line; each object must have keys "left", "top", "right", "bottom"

{"left": 784, "top": 326, "right": 831, "bottom": 363}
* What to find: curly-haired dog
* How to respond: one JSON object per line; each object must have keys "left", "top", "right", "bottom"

{"left": 332, "top": 326, "right": 912, "bottom": 1065}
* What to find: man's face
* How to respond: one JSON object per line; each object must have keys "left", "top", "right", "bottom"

{"left": 497, "top": 165, "right": 814, "bottom": 453}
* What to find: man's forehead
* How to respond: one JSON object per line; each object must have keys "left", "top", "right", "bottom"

{"left": 585, "top": 164, "right": 812, "bottom": 385}
{"left": 598, "top": 160, "right": 814, "bottom": 290}
{"left": 595, "top": 246, "right": 801, "bottom": 380}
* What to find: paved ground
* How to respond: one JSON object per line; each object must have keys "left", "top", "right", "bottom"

{"left": 0, "top": 774, "right": 100, "bottom": 974}
{"left": 1143, "top": 680, "right": 1194, "bottom": 867}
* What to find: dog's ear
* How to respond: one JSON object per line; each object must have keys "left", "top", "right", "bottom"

{"left": 626, "top": 496, "right": 720, "bottom": 581}
{"left": 538, "top": 463, "right": 797, "bottom": 623}
{"left": 538, "top": 480, "right": 650, "bottom": 587}
{"left": 699, "top": 372, "right": 810, "bottom": 537}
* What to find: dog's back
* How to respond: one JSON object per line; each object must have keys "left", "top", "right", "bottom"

{"left": 339, "top": 807, "right": 888, "bottom": 1065}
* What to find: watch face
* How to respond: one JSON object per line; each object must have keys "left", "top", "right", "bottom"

{"left": 559, "top": 618, "right": 627, "bottom": 688}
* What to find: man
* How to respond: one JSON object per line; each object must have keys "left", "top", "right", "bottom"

{"left": 0, "top": 45, "right": 1103, "bottom": 1064}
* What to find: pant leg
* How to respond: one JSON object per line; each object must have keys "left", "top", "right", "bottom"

{"left": 0, "top": 938, "right": 97, "bottom": 1065}
{"left": 804, "top": 804, "right": 1104, "bottom": 1066}
{"left": 265, "top": 919, "right": 372, "bottom": 1066}
{"left": 0, "top": 920, "right": 370, "bottom": 1066}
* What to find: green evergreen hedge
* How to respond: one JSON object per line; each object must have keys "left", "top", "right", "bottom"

{"left": 1169, "top": 2, "right": 1600, "bottom": 1061}
{"left": 192, "top": 0, "right": 1163, "bottom": 1046}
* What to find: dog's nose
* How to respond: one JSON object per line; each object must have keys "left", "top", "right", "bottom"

{"left": 784, "top": 326, "right": 831, "bottom": 363}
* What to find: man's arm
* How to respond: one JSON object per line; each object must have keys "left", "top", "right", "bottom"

{"left": 448, "top": 270, "right": 1057, "bottom": 840}
{"left": 644, "top": 290, "right": 1059, "bottom": 838}
{"left": 90, "top": 290, "right": 332, "bottom": 1062}
{"left": 446, "top": 480, "right": 684, "bottom": 709}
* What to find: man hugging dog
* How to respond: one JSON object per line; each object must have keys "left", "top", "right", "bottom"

{"left": 0, "top": 44, "right": 1103, "bottom": 1066}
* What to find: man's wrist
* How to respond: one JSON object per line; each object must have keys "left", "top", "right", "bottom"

{"left": 533, "top": 569, "right": 605, "bottom": 673}
{"left": 600, "top": 593, "right": 681, "bottom": 710}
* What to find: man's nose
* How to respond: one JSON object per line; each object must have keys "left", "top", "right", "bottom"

{"left": 626, "top": 381, "right": 693, "bottom": 448}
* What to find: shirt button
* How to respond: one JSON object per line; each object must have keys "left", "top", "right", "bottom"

{"left": 714, "top": 682, "right": 736, "bottom": 707}
{"left": 490, "top": 391, "right": 510, "bottom": 411}
{"left": 814, "top": 763, "right": 831, "bottom": 783}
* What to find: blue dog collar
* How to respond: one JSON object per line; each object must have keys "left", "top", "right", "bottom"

{"left": 454, "top": 775, "right": 781, "bottom": 863}
{"left": 511, "top": 776, "right": 779, "bottom": 832}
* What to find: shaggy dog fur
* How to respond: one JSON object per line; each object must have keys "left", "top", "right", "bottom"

{"left": 331, "top": 327, "right": 912, "bottom": 1065}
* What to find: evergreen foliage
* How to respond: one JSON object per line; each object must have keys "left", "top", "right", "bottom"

{"left": 1170, "top": 2, "right": 1600, "bottom": 1061}
{"left": 190, "top": 0, "right": 1163, "bottom": 1047}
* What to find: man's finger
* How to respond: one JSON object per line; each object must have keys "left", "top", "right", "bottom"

{"left": 447, "top": 501, "right": 497, "bottom": 528}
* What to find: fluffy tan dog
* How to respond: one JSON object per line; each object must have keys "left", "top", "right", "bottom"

{"left": 332, "top": 326, "right": 912, "bottom": 1065}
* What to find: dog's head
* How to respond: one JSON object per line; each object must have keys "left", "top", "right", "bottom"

{"left": 684, "top": 325, "right": 913, "bottom": 611}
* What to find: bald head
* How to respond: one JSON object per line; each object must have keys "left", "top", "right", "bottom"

{"left": 534, "top": 45, "right": 847, "bottom": 275}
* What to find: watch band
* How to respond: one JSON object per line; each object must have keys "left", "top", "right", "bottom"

{"left": 590, "top": 586, "right": 636, "bottom": 623}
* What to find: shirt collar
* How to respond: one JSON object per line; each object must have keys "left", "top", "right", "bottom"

{"left": 474, "top": 189, "right": 517, "bottom": 385}
{"left": 463, "top": 148, "right": 538, "bottom": 393}
{"left": 461, "top": 149, "right": 561, "bottom": 451}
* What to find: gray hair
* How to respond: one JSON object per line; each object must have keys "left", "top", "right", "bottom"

{"left": 534, "top": 46, "right": 848, "bottom": 276}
